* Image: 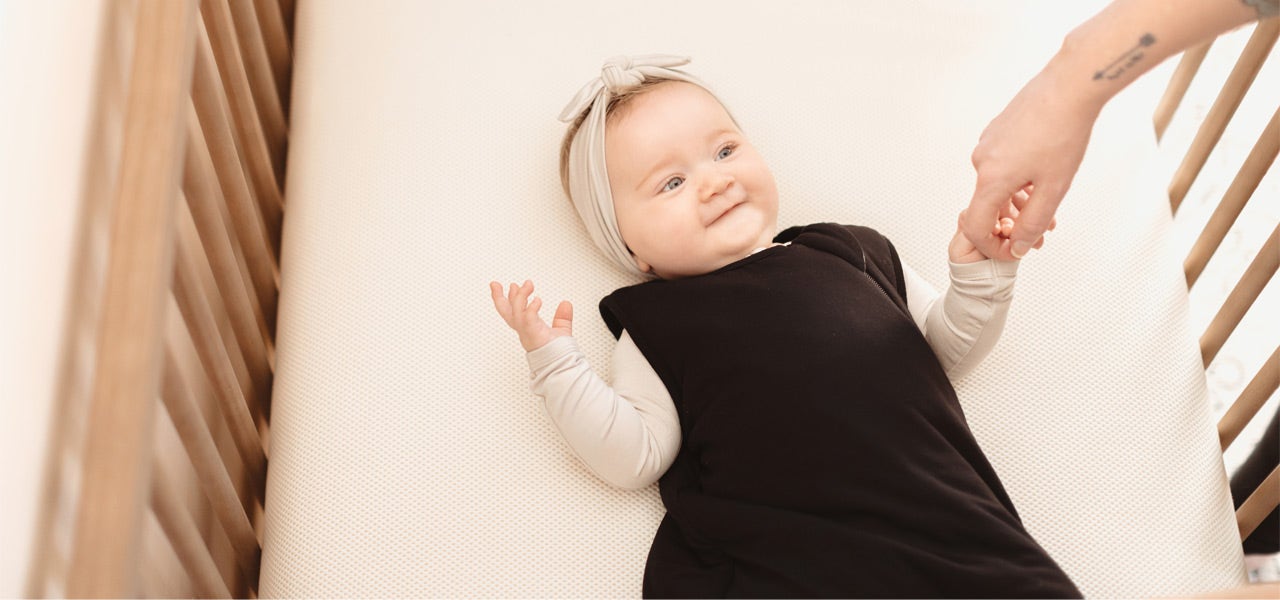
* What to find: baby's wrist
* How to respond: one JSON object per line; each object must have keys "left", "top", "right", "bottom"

{"left": 526, "top": 335, "right": 577, "bottom": 370}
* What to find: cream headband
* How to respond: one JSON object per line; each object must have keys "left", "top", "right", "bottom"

{"left": 557, "top": 54, "right": 715, "bottom": 276}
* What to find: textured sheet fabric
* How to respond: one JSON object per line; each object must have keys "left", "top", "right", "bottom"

{"left": 261, "top": 1, "right": 1246, "bottom": 597}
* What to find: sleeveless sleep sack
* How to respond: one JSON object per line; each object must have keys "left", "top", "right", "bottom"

{"left": 599, "top": 223, "right": 1081, "bottom": 598}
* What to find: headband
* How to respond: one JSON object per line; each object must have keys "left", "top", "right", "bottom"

{"left": 558, "top": 54, "right": 713, "bottom": 276}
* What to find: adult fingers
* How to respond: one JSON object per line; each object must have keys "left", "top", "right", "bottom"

{"left": 965, "top": 181, "right": 1017, "bottom": 260}
{"left": 1008, "top": 184, "right": 1065, "bottom": 258}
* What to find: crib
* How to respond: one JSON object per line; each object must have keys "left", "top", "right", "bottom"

{"left": 2, "top": 0, "right": 1276, "bottom": 597}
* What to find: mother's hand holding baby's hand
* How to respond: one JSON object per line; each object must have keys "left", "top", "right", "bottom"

{"left": 953, "top": 185, "right": 1055, "bottom": 263}
{"left": 489, "top": 280, "right": 573, "bottom": 352}
{"left": 951, "top": 185, "right": 1053, "bottom": 263}
{"left": 965, "top": 64, "right": 1097, "bottom": 261}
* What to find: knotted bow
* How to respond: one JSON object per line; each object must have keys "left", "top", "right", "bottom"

{"left": 558, "top": 54, "right": 712, "bottom": 276}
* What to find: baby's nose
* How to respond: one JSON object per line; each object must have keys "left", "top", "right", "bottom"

{"left": 700, "top": 170, "right": 735, "bottom": 200}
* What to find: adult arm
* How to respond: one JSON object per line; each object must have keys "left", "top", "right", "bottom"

{"left": 966, "top": 0, "right": 1268, "bottom": 261}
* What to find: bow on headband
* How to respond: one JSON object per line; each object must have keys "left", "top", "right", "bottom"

{"left": 558, "top": 54, "right": 713, "bottom": 276}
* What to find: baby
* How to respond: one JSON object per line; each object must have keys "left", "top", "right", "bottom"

{"left": 489, "top": 56, "right": 1077, "bottom": 598}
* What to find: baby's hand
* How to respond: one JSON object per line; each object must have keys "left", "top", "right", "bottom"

{"left": 950, "top": 186, "right": 1052, "bottom": 263}
{"left": 489, "top": 280, "right": 573, "bottom": 352}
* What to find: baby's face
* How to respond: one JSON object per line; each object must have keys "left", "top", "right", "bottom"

{"left": 606, "top": 81, "right": 779, "bottom": 279}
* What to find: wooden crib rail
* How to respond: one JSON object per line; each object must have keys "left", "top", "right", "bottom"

{"left": 25, "top": 0, "right": 293, "bottom": 597}
{"left": 1153, "top": 17, "right": 1280, "bottom": 556}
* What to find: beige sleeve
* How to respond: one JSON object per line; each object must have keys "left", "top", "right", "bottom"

{"left": 526, "top": 333, "right": 680, "bottom": 489}
{"left": 902, "top": 259, "right": 1019, "bottom": 380}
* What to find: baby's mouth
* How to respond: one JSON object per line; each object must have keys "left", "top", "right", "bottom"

{"left": 710, "top": 201, "right": 744, "bottom": 225}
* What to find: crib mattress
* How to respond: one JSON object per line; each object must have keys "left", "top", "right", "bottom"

{"left": 261, "top": 1, "right": 1247, "bottom": 596}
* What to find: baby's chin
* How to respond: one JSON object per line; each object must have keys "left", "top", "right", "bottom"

{"left": 714, "top": 210, "right": 775, "bottom": 252}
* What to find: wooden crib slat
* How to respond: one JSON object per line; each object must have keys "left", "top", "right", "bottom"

{"left": 149, "top": 460, "right": 234, "bottom": 599}
{"left": 193, "top": 13, "right": 282, "bottom": 316}
{"left": 1185, "top": 105, "right": 1280, "bottom": 288}
{"left": 67, "top": 1, "right": 198, "bottom": 597}
{"left": 184, "top": 105, "right": 275, "bottom": 399}
{"left": 1200, "top": 225, "right": 1280, "bottom": 366}
{"left": 1169, "top": 19, "right": 1280, "bottom": 213}
{"left": 172, "top": 202, "right": 270, "bottom": 501}
{"left": 1237, "top": 465, "right": 1280, "bottom": 540}
{"left": 253, "top": 0, "right": 292, "bottom": 119}
{"left": 177, "top": 195, "right": 270, "bottom": 429}
{"left": 278, "top": 0, "right": 295, "bottom": 47}
{"left": 1218, "top": 347, "right": 1280, "bottom": 451}
{"left": 227, "top": 0, "right": 288, "bottom": 177}
{"left": 201, "top": 0, "right": 286, "bottom": 227}
{"left": 161, "top": 343, "right": 262, "bottom": 587}
{"left": 1153, "top": 41, "right": 1213, "bottom": 142}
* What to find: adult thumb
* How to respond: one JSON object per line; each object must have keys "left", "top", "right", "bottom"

{"left": 1009, "top": 185, "right": 1064, "bottom": 258}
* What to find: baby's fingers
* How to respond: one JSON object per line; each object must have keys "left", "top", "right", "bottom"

{"left": 551, "top": 300, "right": 573, "bottom": 336}
{"left": 489, "top": 281, "right": 514, "bottom": 323}
{"left": 508, "top": 281, "right": 528, "bottom": 323}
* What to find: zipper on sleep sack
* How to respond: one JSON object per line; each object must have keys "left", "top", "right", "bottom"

{"left": 861, "top": 268, "right": 894, "bottom": 304}
{"left": 855, "top": 246, "right": 894, "bottom": 303}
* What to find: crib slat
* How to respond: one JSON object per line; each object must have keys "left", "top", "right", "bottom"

{"left": 1185, "top": 105, "right": 1280, "bottom": 288}
{"left": 202, "top": 0, "right": 286, "bottom": 227}
{"left": 1200, "top": 226, "right": 1279, "bottom": 366}
{"left": 1237, "top": 465, "right": 1280, "bottom": 541}
{"left": 161, "top": 343, "right": 262, "bottom": 585}
{"left": 177, "top": 195, "right": 270, "bottom": 429}
{"left": 67, "top": 1, "right": 198, "bottom": 597}
{"left": 172, "top": 202, "right": 270, "bottom": 500}
{"left": 1153, "top": 41, "right": 1213, "bottom": 142}
{"left": 227, "top": 0, "right": 288, "bottom": 177}
{"left": 193, "top": 13, "right": 282, "bottom": 322}
{"left": 1168, "top": 19, "right": 1280, "bottom": 213}
{"left": 253, "top": 0, "right": 292, "bottom": 117}
{"left": 278, "top": 0, "right": 295, "bottom": 43}
{"left": 1218, "top": 347, "right": 1280, "bottom": 451}
{"left": 184, "top": 105, "right": 275, "bottom": 404}
{"left": 149, "top": 460, "right": 234, "bottom": 599}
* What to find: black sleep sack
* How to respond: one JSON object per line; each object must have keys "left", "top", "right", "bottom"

{"left": 599, "top": 223, "right": 1081, "bottom": 599}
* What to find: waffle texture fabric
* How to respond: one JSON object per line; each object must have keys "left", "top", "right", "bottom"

{"left": 261, "top": 0, "right": 1246, "bottom": 597}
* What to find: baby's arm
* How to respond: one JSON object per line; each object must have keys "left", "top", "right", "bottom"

{"left": 902, "top": 260, "right": 1017, "bottom": 380}
{"left": 528, "top": 332, "right": 680, "bottom": 490}
{"left": 906, "top": 189, "right": 1045, "bottom": 377}
{"left": 490, "top": 280, "right": 680, "bottom": 489}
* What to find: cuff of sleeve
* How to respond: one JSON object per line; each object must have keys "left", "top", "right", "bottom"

{"left": 948, "top": 258, "right": 1019, "bottom": 281}
{"left": 526, "top": 335, "right": 580, "bottom": 373}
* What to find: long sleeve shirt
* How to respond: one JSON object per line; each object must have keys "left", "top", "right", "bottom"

{"left": 526, "top": 258, "right": 1019, "bottom": 490}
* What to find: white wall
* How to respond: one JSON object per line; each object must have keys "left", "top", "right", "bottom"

{"left": 0, "top": 0, "right": 107, "bottom": 595}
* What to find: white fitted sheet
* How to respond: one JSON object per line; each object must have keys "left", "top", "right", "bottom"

{"left": 261, "top": 1, "right": 1246, "bottom": 596}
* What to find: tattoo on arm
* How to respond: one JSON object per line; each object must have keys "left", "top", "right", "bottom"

{"left": 1243, "top": 0, "right": 1280, "bottom": 19}
{"left": 1094, "top": 33, "right": 1156, "bottom": 81}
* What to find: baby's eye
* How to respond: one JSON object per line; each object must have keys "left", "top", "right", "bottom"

{"left": 716, "top": 144, "right": 736, "bottom": 160}
{"left": 662, "top": 176, "right": 685, "bottom": 192}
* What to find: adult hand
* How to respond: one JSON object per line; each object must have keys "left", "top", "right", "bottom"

{"left": 950, "top": 188, "right": 1052, "bottom": 264}
{"left": 489, "top": 280, "right": 574, "bottom": 352}
{"left": 966, "top": 68, "right": 1102, "bottom": 260}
